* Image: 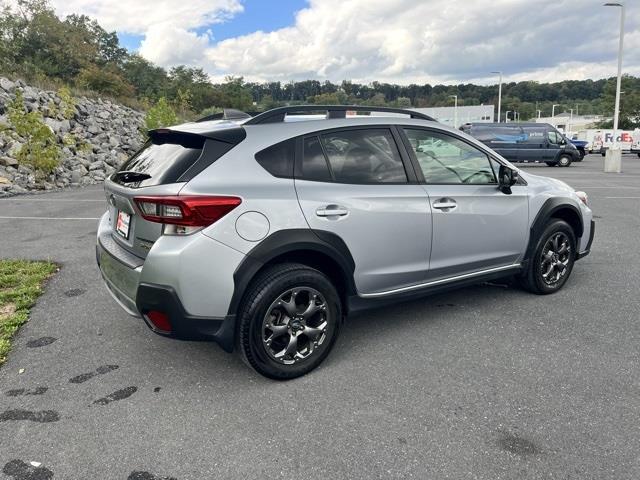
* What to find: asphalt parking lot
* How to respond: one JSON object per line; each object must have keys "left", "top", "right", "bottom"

{"left": 0, "top": 154, "right": 639, "bottom": 480}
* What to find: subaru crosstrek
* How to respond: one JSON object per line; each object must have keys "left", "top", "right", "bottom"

{"left": 96, "top": 106, "right": 595, "bottom": 379}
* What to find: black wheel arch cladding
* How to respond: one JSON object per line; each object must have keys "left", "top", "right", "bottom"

{"left": 524, "top": 198, "right": 583, "bottom": 265}
{"left": 227, "top": 229, "right": 357, "bottom": 317}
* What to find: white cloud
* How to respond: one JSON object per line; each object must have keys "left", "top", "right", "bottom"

{"left": 47, "top": 0, "right": 243, "bottom": 68}
{"left": 204, "top": 0, "right": 640, "bottom": 84}
{"left": 50, "top": 0, "right": 242, "bottom": 34}
{"left": 25, "top": 0, "right": 640, "bottom": 82}
{"left": 139, "top": 24, "right": 211, "bottom": 66}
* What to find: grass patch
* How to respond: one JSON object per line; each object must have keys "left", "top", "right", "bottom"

{"left": 0, "top": 260, "right": 58, "bottom": 366}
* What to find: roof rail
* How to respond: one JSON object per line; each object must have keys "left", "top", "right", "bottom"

{"left": 244, "top": 105, "right": 436, "bottom": 125}
{"left": 196, "top": 108, "right": 253, "bottom": 123}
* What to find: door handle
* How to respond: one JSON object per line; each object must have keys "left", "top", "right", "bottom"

{"left": 316, "top": 205, "right": 349, "bottom": 217}
{"left": 433, "top": 198, "right": 457, "bottom": 211}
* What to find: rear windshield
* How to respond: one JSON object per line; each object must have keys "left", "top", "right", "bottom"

{"left": 112, "top": 131, "right": 234, "bottom": 188}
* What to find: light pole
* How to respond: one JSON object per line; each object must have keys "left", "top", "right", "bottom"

{"left": 604, "top": 2, "right": 625, "bottom": 173}
{"left": 536, "top": 109, "right": 542, "bottom": 119}
{"left": 491, "top": 71, "right": 502, "bottom": 122}
{"left": 551, "top": 104, "right": 560, "bottom": 119}
{"left": 449, "top": 95, "right": 458, "bottom": 128}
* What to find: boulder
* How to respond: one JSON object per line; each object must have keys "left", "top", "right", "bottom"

{"left": 0, "top": 157, "right": 18, "bottom": 167}
{"left": 0, "top": 78, "right": 15, "bottom": 92}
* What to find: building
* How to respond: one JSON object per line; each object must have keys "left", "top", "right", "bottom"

{"left": 535, "top": 113, "right": 607, "bottom": 134}
{"left": 411, "top": 105, "right": 494, "bottom": 129}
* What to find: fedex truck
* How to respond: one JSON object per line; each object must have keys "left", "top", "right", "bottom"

{"left": 575, "top": 129, "right": 636, "bottom": 154}
{"left": 632, "top": 129, "right": 640, "bottom": 157}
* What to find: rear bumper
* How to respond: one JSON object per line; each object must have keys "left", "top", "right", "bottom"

{"left": 136, "top": 283, "right": 236, "bottom": 352}
{"left": 96, "top": 219, "right": 143, "bottom": 316}
{"left": 95, "top": 212, "right": 242, "bottom": 352}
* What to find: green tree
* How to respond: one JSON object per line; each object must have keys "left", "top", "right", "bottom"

{"left": 77, "top": 64, "right": 134, "bottom": 98}
{"left": 215, "top": 76, "right": 254, "bottom": 111}
{"left": 144, "top": 97, "right": 178, "bottom": 131}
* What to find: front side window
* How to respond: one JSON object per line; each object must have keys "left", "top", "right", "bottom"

{"left": 404, "top": 129, "right": 497, "bottom": 185}
{"left": 547, "top": 131, "right": 561, "bottom": 144}
{"left": 319, "top": 129, "right": 407, "bottom": 184}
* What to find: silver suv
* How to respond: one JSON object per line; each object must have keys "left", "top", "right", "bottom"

{"left": 96, "top": 106, "right": 595, "bottom": 379}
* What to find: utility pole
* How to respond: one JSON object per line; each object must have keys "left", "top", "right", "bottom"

{"left": 603, "top": 2, "right": 625, "bottom": 173}
{"left": 449, "top": 95, "right": 458, "bottom": 128}
{"left": 491, "top": 71, "right": 502, "bottom": 122}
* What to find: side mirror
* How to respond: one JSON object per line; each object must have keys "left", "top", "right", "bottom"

{"left": 498, "top": 165, "right": 518, "bottom": 194}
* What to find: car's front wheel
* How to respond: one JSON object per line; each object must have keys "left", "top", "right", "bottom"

{"left": 519, "top": 219, "right": 577, "bottom": 294}
{"left": 237, "top": 263, "right": 341, "bottom": 379}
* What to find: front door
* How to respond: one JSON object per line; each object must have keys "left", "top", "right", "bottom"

{"left": 402, "top": 127, "right": 529, "bottom": 281}
{"left": 294, "top": 128, "right": 432, "bottom": 295}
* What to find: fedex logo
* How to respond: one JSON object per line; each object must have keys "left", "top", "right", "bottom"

{"left": 604, "top": 132, "right": 634, "bottom": 143}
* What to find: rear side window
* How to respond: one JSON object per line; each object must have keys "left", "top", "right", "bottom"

{"left": 314, "top": 129, "right": 407, "bottom": 184}
{"left": 255, "top": 139, "right": 295, "bottom": 178}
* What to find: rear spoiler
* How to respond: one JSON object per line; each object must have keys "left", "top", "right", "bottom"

{"left": 149, "top": 124, "right": 247, "bottom": 145}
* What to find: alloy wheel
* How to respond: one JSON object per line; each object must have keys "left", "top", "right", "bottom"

{"left": 540, "top": 232, "right": 571, "bottom": 285}
{"left": 262, "top": 287, "right": 329, "bottom": 365}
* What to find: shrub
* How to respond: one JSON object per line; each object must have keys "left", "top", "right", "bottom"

{"left": 76, "top": 65, "right": 135, "bottom": 98}
{"left": 57, "top": 86, "right": 76, "bottom": 119}
{"left": 144, "top": 97, "right": 178, "bottom": 132}
{"left": 6, "top": 91, "right": 61, "bottom": 175}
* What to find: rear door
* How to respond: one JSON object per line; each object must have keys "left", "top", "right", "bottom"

{"left": 294, "top": 127, "right": 432, "bottom": 295}
{"left": 401, "top": 127, "right": 528, "bottom": 281}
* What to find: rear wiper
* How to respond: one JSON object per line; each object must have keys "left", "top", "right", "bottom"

{"left": 114, "top": 171, "right": 151, "bottom": 183}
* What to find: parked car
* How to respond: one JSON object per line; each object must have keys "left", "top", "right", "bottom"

{"left": 97, "top": 106, "right": 594, "bottom": 379}
{"left": 568, "top": 138, "right": 587, "bottom": 160}
{"left": 460, "top": 122, "right": 581, "bottom": 167}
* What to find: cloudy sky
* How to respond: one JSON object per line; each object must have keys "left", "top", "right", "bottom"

{"left": 48, "top": 0, "right": 639, "bottom": 85}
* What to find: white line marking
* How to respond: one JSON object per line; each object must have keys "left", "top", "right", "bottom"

{"left": 0, "top": 216, "right": 100, "bottom": 220}
{"left": 604, "top": 197, "right": 640, "bottom": 199}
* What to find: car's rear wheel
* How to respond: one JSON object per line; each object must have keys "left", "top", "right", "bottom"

{"left": 558, "top": 154, "right": 572, "bottom": 167}
{"left": 519, "top": 219, "right": 576, "bottom": 294}
{"left": 237, "top": 263, "right": 341, "bottom": 379}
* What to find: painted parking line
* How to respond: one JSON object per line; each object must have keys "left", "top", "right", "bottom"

{"left": 604, "top": 197, "right": 640, "bottom": 199}
{"left": 0, "top": 216, "right": 100, "bottom": 220}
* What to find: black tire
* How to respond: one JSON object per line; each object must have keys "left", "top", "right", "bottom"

{"left": 558, "top": 154, "right": 572, "bottom": 167}
{"left": 237, "top": 263, "right": 342, "bottom": 380}
{"left": 545, "top": 161, "right": 557, "bottom": 167}
{"left": 519, "top": 219, "right": 577, "bottom": 295}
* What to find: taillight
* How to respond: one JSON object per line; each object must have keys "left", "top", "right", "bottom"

{"left": 133, "top": 195, "right": 242, "bottom": 228}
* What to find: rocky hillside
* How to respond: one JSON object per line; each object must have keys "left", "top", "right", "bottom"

{"left": 0, "top": 77, "right": 145, "bottom": 197}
